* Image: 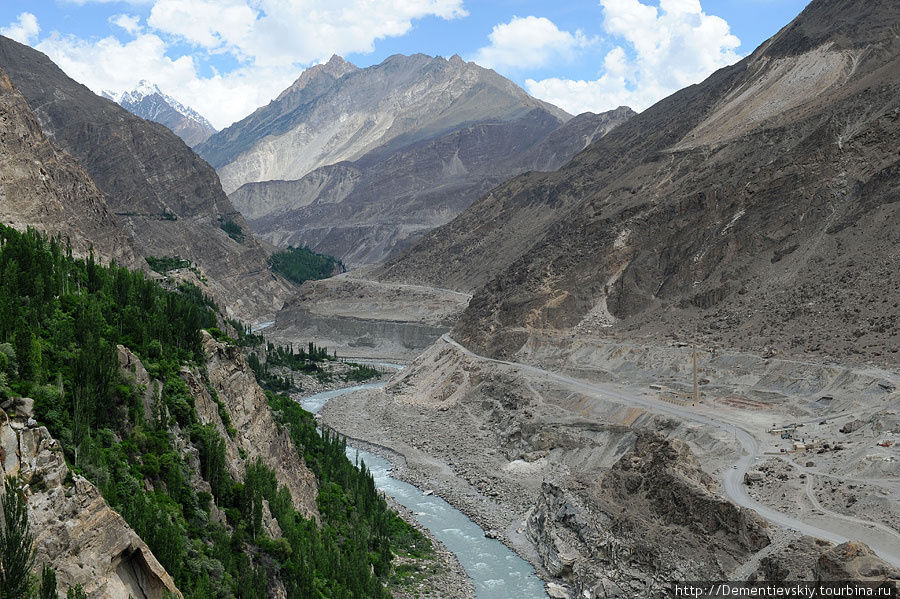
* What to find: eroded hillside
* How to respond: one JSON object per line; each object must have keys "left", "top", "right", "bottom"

{"left": 378, "top": 0, "right": 900, "bottom": 365}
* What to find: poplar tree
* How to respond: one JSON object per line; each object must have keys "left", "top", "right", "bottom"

{"left": 0, "top": 476, "right": 36, "bottom": 599}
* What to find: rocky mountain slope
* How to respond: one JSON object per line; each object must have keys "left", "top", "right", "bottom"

{"left": 0, "top": 69, "right": 140, "bottom": 268}
{"left": 0, "top": 36, "right": 293, "bottom": 320}
{"left": 0, "top": 331, "right": 323, "bottom": 597}
{"left": 231, "top": 105, "right": 633, "bottom": 266}
{"left": 202, "top": 53, "right": 614, "bottom": 265}
{"left": 197, "top": 54, "right": 571, "bottom": 194}
{"left": 378, "top": 0, "right": 900, "bottom": 364}
{"left": 109, "top": 81, "right": 216, "bottom": 147}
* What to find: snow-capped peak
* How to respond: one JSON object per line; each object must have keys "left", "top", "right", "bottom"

{"left": 113, "top": 80, "right": 217, "bottom": 146}
{"left": 116, "top": 81, "right": 215, "bottom": 131}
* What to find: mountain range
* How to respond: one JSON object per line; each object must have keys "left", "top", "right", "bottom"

{"left": 200, "top": 54, "right": 632, "bottom": 265}
{"left": 2, "top": 0, "right": 900, "bottom": 595}
{"left": 106, "top": 80, "right": 217, "bottom": 147}
{"left": 377, "top": 0, "right": 900, "bottom": 363}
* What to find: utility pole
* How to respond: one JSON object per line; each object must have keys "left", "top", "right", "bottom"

{"left": 692, "top": 343, "right": 699, "bottom": 405}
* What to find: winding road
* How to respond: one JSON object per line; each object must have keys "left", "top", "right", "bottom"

{"left": 441, "top": 334, "right": 900, "bottom": 568}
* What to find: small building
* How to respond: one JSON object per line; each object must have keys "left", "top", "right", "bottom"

{"left": 793, "top": 441, "right": 807, "bottom": 451}
{"left": 744, "top": 471, "right": 765, "bottom": 484}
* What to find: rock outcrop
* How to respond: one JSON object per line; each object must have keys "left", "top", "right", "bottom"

{"left": 118, "top": 334, "right": 320, "bottom": 521}
{"left": 189, "top": 332, "right": 318, "bottom": 519}
{"left": 814, "top": 542, "right": 900, "bottom": 582}
{"left": 0, "top": 402, "right": 182, "bottom": 599}
{"left": 526, "top": 433, "right": 770, "bottom": 598}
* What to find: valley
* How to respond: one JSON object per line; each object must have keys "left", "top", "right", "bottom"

{"left": 1, "top": 0, "right": 899, "bottom": 597}
{"left": 314, "top": 317, "right": 899, "bottom": 596}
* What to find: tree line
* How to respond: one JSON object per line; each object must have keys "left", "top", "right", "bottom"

{"left": 0, "top": 225, "right": 429, "bottom": 598}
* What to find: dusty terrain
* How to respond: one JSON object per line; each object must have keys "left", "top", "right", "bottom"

{"left": 266, "top": 270, "right": 471, "bottom": 361}
{"left": 319, "top": 332, "right": 900, "bottom": 597}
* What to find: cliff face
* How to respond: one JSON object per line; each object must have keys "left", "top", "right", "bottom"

{"left": 527, "top": 433, "right": 771, "bottom": 598}
{"left": 0, "top": 69, "right": 140, "bottom": 268}
{"left": 0, "top": 402, "right": 182, "bottom": 599}
{"left": 119, "top": 333, "right": 320, "bottom": 521}
{"left": 0, "top": 333, "right": 321, "bottom": 598}
{"left": 380, "top": 0, "right": 900, "bottom": 363}
{"left": 189, "top": 332, "right": 319, "bottom": 519}
{"left": 0, "top": 36, "right": 293, "bottom": 321}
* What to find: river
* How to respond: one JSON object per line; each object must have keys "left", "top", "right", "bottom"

{"left": 298, "top": 383, "right": 548, "bottom": 599}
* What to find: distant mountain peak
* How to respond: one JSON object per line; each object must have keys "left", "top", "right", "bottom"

{"left": 276, "top": 55, "right": 359, "bottom": 102}
{"left": 123, "top": 79, "right": 163, "bottom": 100}
{"left": 114, "top": 80, "right": 216, "bottom": 147}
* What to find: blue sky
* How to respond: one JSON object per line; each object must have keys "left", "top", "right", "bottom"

{"left": 0, "top": 0, "right": 811, "bottom": 129}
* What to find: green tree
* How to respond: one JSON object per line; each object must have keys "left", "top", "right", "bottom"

{"left": 65, "top": 585, "right": 86, "bottom": 599}
{"left": 40, "top": 565, "right": 58, "bottom": 599}
{"left": 0, "top": 477, "right": 36, "bottom": 599}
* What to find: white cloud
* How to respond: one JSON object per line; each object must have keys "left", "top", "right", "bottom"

{"left": 27, "top": 0, "right": 468, "bottom": 129}
{"left": 146, "top": 0, "right": 468, "bottom": 67}
{"left": 473, "top": 16, "right": 593, "bottom": 71}
{"left": 1, "top": 12, "right": 40, "bottom": 44}
{"left": 526, "top": 0, "right": 740, "bottom": 115}
{"left": 36, "top": 31, "right": 297, "bottom": 129}
{"left": 109, "top": 14, "right": 143, "bottom": 36}
{"left": 147, "top": 0, "right": 257, "bottom": 53}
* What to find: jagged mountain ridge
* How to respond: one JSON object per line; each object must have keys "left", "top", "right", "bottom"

{"left": 230, "top": 105, "right": 634, "bottom": 266}
{"left": 196, "top": 53, "right": 572, "bottom": 194}
{"left": 0, "top": 68, "right": 141, "bottom": 269}
{"left": 0, "top": 35, "right": 294, "bottom": 320}
{"left": 214, "top": 53, "right": 630, "bottom": 266}
{"left": 108, "top": 80, "right": 217, "bottom": 147}
{"left": 378, "top": 0, "right": 900, "bottom": 362}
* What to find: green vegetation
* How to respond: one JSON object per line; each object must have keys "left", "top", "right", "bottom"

{"left": 219, "top": 218, "right": 245, "bottom": 244}
{"left": 0, "top": 477, "right": 36, "bottom": 599}
{"left": 248, "top": 342, "right": 333, "bottom": 392}
{"left": 65, "top": 586, "right": 86, "bottom": 599}
{"left": 248, "top": 342, "right": 381, "bottom": 391}
{"left": 39, "top": 566, "right": 57, "bottom": 599}
{"left": 225, "top": 318, "right": 264, "bottom": 347}
{"left": 344, "top": 363, "right": 381, "bottom": 382}
{"left": 145, "top": 255, "right": 191, "bottom": 274}
{"left": 267, "top": 392, "right": 432, "bottom": 562}
{"left": 0, "top": 224, "right": 428, "bottom": 598}
{"left": 268, "top": 246, "right": 342, "bottom": 285}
